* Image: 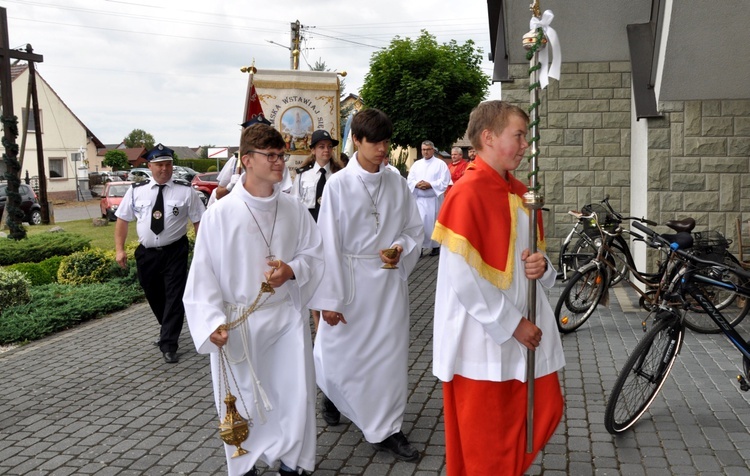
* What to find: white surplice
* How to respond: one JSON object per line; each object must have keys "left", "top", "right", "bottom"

{"left": 310, "top": 155, "right": 424, "bottom": 443}
{"left": 407, "top": 157, "right": 451, "bottom": 249}
{"left": 433, "top": 204, "right": 565, "bottom": 383}
{"left": 183, "top": 179, "right": 324, "bottom": 476}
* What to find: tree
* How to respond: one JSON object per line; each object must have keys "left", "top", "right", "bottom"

{"left": 102, "top": 150, "right": 129, "bottom": 170}
{"left": 198, "top": 145, "right": 216, "bottom": 160}
{"left": 123, "top": 129, "right": 155, "bottom": 150}
{"left": 360, "top": 31, "right": 490, "bottom": 151}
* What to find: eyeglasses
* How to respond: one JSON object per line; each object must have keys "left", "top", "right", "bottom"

{"left": 245, "top": 150, "right": 290, "bottom": 163}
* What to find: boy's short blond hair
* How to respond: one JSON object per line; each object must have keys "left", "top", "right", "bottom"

{"left": 466, "top": 101, "right": 529, "bottom": 150}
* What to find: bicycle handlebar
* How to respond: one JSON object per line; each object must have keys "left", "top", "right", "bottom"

{"left": 631, "top": 221, "right": 750, "bottom": 280}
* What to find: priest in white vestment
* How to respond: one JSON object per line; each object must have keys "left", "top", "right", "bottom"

{"left": 183, "top": 123, "right": 323, "bottom": 476}
{"left": 311, "top": 108, "right": 424, "bottom": 462}
{"left": 407, "top": 140, "right": 451, "bottom": 255}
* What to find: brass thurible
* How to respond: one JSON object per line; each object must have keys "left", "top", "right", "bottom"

{"left": 219, "top": 390, "right": 251, "bottom": 458}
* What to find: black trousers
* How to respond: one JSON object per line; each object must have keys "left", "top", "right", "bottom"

{"left": 134, "top": 235, "right": 189, "bottom": 353}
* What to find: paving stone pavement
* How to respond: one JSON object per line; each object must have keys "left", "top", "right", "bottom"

{"left": 2, "top": 255, "right": 750, "bottom": 475}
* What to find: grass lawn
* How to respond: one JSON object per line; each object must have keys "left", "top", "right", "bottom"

{"left": 23, "top": 219, "right": 139, "bottom": 250}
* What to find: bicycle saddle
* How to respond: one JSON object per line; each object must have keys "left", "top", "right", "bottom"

{"left": 665, "top": 217, "right": 696, "bottom": 233}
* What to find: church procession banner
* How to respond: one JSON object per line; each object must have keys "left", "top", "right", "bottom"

{"left": 250, "top": 69, "right": 341, "bottom": 171}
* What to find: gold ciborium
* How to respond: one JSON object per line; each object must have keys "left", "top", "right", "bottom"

{"left": 219, "top": 391, "right": 251, "bottom": 458}
{"left": 381, "top": 247, "right": 399, "bottom": 269}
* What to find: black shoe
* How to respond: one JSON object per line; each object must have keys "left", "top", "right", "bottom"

{"left": 372, "top": 431, "right": 420, "bottom": 462}
{"left": 153, "top": 340, "right": 160, "bottom": 347}
{"left": 321, "top": 395, "right": 340, "bottom": 426}
{"left": 241, "top": 467, "right": 258, "bottom": 476}
{"left": 163, "top": 351, "right": 179, "bottom": 364}
{"left": 278, "top": 469, "right": 299, "bottom": 476}
{"left": 430, "top": 247, "right": 440, "bottom": 256}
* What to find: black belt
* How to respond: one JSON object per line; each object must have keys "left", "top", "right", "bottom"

{"left": 143, "top": 234, "right": 187, "bottom": 251}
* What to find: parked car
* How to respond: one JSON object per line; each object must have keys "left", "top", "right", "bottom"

{"left": 112, "top": 170, "right": 129, "bottom": 181}
{"left": 0, "top": 182, "right": 42, "bottom": 225}
{"left": 173, "top": 165, "right": 198, "bottom": 182}
{"left": 127, "top": 168, "right": 152, "bottom": 183}
{"left": 100, "top": 181, "right": 132, "bottom": 221}
{"left": 191, "top": 172, "right": 219, "bottom": 205}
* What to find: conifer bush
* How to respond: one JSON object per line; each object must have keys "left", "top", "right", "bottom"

{"left": 57, "top": 248, "right": 115, "bottom": 285}
{"left": 0, "top": 233, "right": 90, "bottom": 265}
{"left": 0, "top": 282, "right": 143, "bottom": 344}
{"left": 5, "top": 262, "right": 52, "bottom": 286}
{"left": 0, "top": 268, "right": 32, "bottom": 314}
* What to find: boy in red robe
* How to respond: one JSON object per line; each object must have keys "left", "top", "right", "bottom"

{"left": 432, "top": 100, "right": 565, "bottom": 476}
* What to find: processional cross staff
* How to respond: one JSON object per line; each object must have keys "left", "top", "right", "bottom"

{"left": 522, "top": 0, "right": 561, "bottom": 454}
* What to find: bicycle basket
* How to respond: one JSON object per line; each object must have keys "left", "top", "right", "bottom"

{"left": 580, "top": 203, "right": 619, "bottom": 232}
{"left": 691, "top": 230, "right": 730, "bottom": 261}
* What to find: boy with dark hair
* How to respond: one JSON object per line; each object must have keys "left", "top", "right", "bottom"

{"left": 184, "top": 123, "right": 324, "bottom": 476}
{"left": 311, "top": 108, "right": 424, "bottom": 462}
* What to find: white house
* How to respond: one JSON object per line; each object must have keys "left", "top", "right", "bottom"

{"left": 9, "top": 63, "right": 104, "bottom": 201}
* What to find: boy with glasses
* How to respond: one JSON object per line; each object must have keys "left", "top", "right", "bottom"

{"left": 184, "top": 123, "right": 324, "bottom": 476}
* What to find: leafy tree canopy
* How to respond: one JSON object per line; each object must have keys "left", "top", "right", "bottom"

{"left": 123, "top": 129, "right": 155, "bottom": 150}
{"left": 360, "top": 31, "right": 490, "bottom": 151}
{"left": 102, "top": 150, "right": 129, "bottom": 170}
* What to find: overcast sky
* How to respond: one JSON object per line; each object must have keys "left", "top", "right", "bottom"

{"left": 2, "top": 0, "right": 505, "bottom": 148}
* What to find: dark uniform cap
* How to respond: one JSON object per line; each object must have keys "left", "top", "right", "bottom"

{"left": 310, "top": 129, "right": 339, "bottom": 148}
{"left": 241, "top": 114, "right": 272, "bottom": 128}
{"left": 143, "top": 143, "right": 174, "bottom": 162}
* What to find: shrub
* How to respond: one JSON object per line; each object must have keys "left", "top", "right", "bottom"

{"left": 0, "top": 233, "right": 90, "bottom": 265}
{"left": 0, "top": 268, "right": 32, "bottom": 313}
{"left": 5, "top": 262, "right": 53, "bottom": 286}
{"left": 39, "top": 255, "right": 64, "bottom": 283}
{"left": 0, "top": 281, "right": 144, "bottom": 344}
{"left": 57, "top": 248, "right": 116, "bottom": 285}
{"left": 207, "top": 165, "right": 217, "bottom": 172}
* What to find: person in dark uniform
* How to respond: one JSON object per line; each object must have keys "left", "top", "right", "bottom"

{"left": 291, "top": 129, "right": 342, "bottom": 221}
{"left": 114, "top": 144, "right": 205, "bottom": 363}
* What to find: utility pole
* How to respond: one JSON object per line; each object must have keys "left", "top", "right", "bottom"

{"left": 290, "top": 20, "right": 301, "bottom": 70}
{"left": 0, "top": 7, "right": 43, "bottom": 239}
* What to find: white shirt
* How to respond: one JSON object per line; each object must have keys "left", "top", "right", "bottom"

{"left": 116, "top": 178, "right": 205, "bottom": 248}
{"left": 291, "top": 161, "right": 331, "bottom": 209}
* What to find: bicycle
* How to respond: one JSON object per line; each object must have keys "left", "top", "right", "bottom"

{"left": 558, "top": 195, "right": 645, "bottom": 285}
{"left": 554, "top": 209, "right": 748, "bottom": 334}
{"left": 604, "top": 220, "right": 750, "bottom": 434}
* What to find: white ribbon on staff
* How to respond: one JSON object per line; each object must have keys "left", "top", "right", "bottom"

{"left": 530, "top": 10, "right": 561, "bottom": 89}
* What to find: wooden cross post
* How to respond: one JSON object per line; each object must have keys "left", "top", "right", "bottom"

{"left": 0, "top": 6, "right": 44, "bottom": 237}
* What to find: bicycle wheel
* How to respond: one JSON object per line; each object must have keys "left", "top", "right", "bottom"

{"left": 569, "top": 234, "right": 599, "bottom": 270}
{"left": 604, "top": 235, "right": 630, "bottom": 286}
{"left": 558, "top": 238, "right": 573, "bottom": 280}
{"left": 683, "top": 253, "right": 750, "bottom": 334}
{"left": 555, "top": 265, "right": 607, "bottom": 333}
{"left": 604, "top": 313, "right": 684, "bottom": 434}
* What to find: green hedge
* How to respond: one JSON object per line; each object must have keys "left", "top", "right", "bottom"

{"left": 0, "top": 233, "right": 90, "bottom": 266}
{"left": 5, "top": 262, "right": 53, "bottom": 286}
{"left": 0, "top": 280, "right": 143, "bottom": 344}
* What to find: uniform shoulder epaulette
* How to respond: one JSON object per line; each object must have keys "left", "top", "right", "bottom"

{"left": 172, "top": 178, "right": 191, "bottom": 186}
{"left": 132, "top": 180, "right": 149, "bottom": 187}
{"left": 296, "top": 163, "right": 314, "bottom": 175}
